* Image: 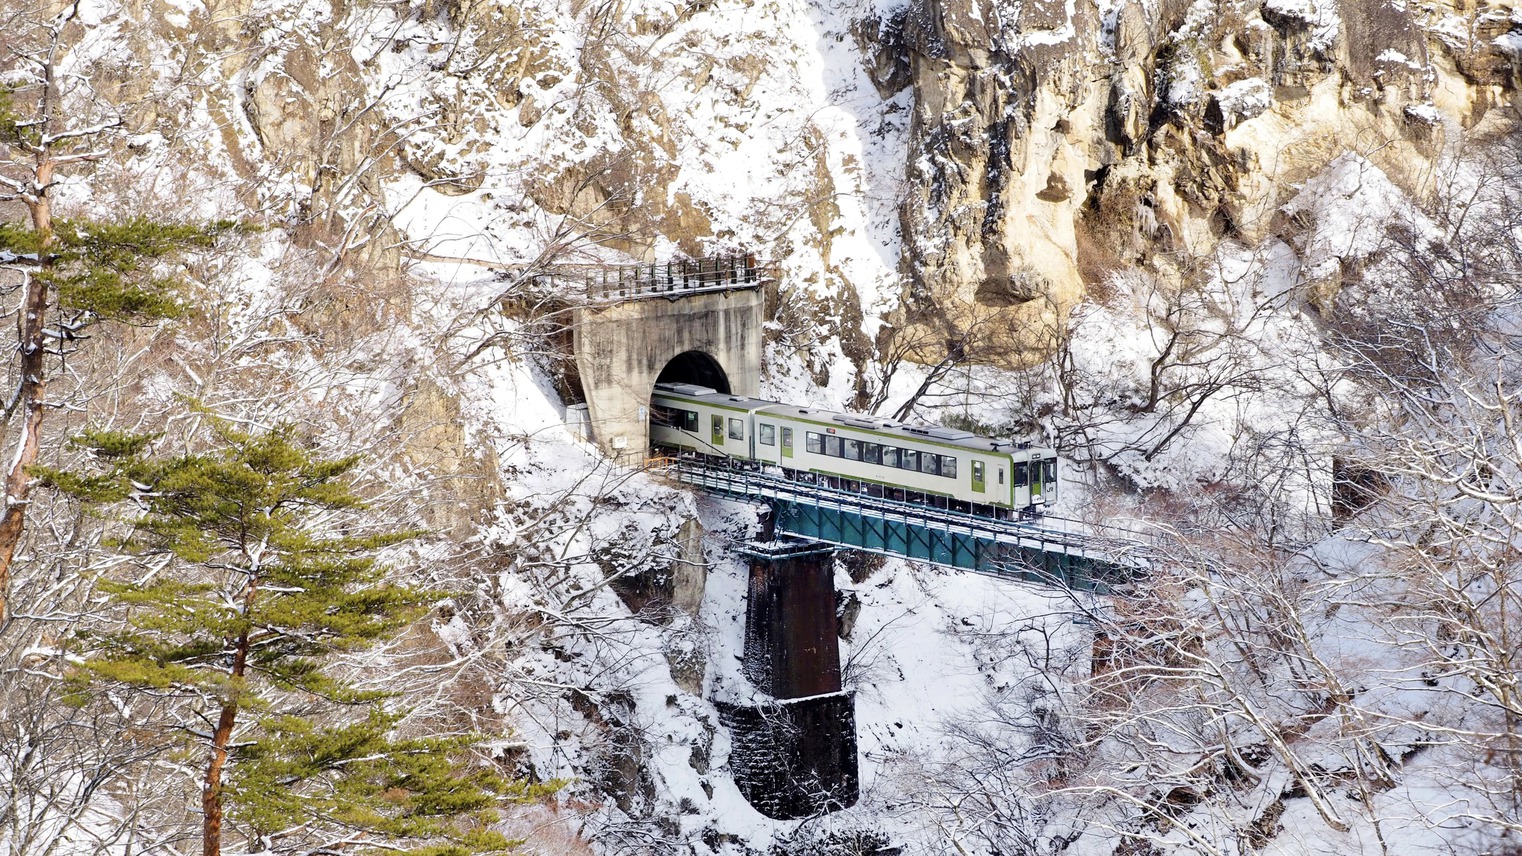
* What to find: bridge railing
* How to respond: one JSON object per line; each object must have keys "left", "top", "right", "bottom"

{"left": 646, "top": 456, "right": 1165, "bottom": 574}
{"left": 532, "top": 253, "right": 766, "bottom": 303}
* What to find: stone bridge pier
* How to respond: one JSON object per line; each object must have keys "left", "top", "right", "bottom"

{"left": 570, "top": 260, "right": 765, "bottom": 458}
{"left": 718, "top": 537, "right": 860, "bottom": 819}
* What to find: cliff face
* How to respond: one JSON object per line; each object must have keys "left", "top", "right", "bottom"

{"left": 12, "top": 2, "right": 1522, "bottom": 853}
{"left": 104, "top": 0, "right": 1521, "bottom": 385}
{"left": 877, "top": 0, "right": 1520, "bottom": 359}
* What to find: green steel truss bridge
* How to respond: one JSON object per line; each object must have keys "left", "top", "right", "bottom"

{"left": 654, "top": 457, "right": 1158, "bottom": 591}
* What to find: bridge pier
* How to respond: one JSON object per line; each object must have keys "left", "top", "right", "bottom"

{"left": 720, "top": 540, "right": 859, "bottom": 819}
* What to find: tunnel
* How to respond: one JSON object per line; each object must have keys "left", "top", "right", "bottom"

{"left": 656, "top": 350, "right": 731, "bottom": 393}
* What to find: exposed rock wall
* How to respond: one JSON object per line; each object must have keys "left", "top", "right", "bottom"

{"left": 114, "top": 0, "right": 1522, "bottom": 381}
{"left": 879, "top": 0, "right": 1521, "bottom": 360}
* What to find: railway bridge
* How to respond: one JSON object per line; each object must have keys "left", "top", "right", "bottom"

{"left": 665, "top": 457, "right": 1153, "bottom": 586}
{"left": 655, "top": 456, "right": 1154, "bottom": 818}
{"left": 549, "top": 255, "right": 1150, "bottom": 820}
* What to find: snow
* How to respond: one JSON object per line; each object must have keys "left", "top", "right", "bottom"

{"left": 12, "top": 0, "right": 1520, "bottom": 853}
{"left": 997, "top": 0, "right": 1081, "bottom": 48}
{"left": 1376, "top": 48, "right": 1423, "bottom": 70}
{"left": 1280, "top": 153, "right": 1430, "bottom": 283}
{"left": 1215, "top": 77, "right": 1273, "bottom": 123}
{"left": 354, "top": 0, "right": 909, "bottom": 349}
{"left": 389, "top": 175, "right": 514, "bottom": 267}
{"left": 1166, "top": 51, "right": 1205, "bottom": 107}
{"left": 1405, "top": 102, "right": 1442, "bottom": 124}
{"left": 693, "top": 518, "right": 1097, "bottom": 851}
{"left": 1012, "top": 242, "right": 1340, "bottom": 526}
{"left": 1263, "top": 0, "right": 1341, "bottom": 52}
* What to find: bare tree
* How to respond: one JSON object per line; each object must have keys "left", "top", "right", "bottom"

{"left": 0, "top": 502, "right": 197, "bottom": 856}
{"left": 865, "top": 298, "right": 1020, "bottom": 423}
{"left": 0, "top": 4, "right": 231, "bottom": 626}
{"left": 1331, "top": 301, "right": 1522, "bottom": 838}
{"left": 0, "top": 3, "right": 98, "bottom": 624}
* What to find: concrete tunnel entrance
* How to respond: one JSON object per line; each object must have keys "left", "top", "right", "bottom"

{"left": 570, "top": 281, "right": 760, "bottom": 458}
{"left": 655, "top": 350, "right": 731, "bottom": 393}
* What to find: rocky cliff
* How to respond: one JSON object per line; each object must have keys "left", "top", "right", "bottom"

{"left": 871, "top": 0, "right": 1519, "bottom": 362}
{"left": 102, "top": 0, "right": 1522, "bottom": 381}
{"left": 11, "top": 0, "right": 1522, "bottom": 852}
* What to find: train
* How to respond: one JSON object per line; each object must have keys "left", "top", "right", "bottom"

{"left": 649, "top": 382, "right": 1058, "bottom": 516}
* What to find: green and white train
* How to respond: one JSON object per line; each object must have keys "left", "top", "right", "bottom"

{"left": 649, "top": 382, "right": 1058, "bottom": 516}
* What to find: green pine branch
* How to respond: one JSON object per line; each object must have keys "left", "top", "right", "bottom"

{"left": 43, "top": 418, "right": 543, "bottom": 855}
{"left": 0, "top": 217, "right": 244, "bottom": 324}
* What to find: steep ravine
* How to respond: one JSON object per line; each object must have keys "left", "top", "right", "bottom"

{"left": 25, "top": 0, "right": 1522, "bottom": 853}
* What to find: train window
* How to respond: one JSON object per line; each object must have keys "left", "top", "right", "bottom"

{"left": 843, "top": 438, "right": 861, "bottom": 461}
{"left": 863, "top": 442, "right": 882, "bottom": 465}
{"left": 825, "top": 435, "right": 843, "bottom": 457}
{"left": 759, "top": 423, "right": 776, "bottom": 446}
{"left": 998, "top": 467, "right": 1005, "bottom": 485}
{"left": 1044, "top": 460, "right": 1057, "bottom": 484}
{"left": 782, "top": 427, "right": 793, "bottom": 448}
{"left": 806, "top": 431, "right": 823, "bottom": 454}
{"left": 942, "top": 457, "right": 957, "bottom": 479}
{"left": 713, "top": 415, "right": 723, "bottom": 437}
{"left": 682, "top": 410, "right": 698, "bottom": 432}
{"left": 881, "top": 446, "right": 899, "bottom": 468}
{"left": 1014, "top": 462, "right": 1028, "bottom": 486}
{"left": 900, "top": 449, "right": 918, "bottom": 471}
{"left": 728, "top": 418, "right": 744, "bottom": 440}
{"left": 920, "top": 453, "right": 940, "bottom": 476}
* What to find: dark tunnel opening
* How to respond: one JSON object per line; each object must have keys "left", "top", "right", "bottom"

{"left": 656, "top": 350, "right": 731, "bottom": 393}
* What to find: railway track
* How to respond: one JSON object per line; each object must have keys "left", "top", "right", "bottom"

{"left": 649, "top": 457, "right": 1164, "bottom": 583}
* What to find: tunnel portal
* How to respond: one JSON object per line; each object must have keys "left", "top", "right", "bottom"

{"left": 571, "top": 281, "right": 763, "bottom": 458}
{"left": 656, "top": 350, "right": 731, "bottom": 393}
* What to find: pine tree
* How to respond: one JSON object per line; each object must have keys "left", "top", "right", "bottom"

{"left": 0, "top": 48, "right": 238, "bottom": 625}
{"left": 40, "top": 419, "right": 541, "bottom": 856}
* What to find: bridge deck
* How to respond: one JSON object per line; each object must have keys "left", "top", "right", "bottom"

{"left": 653, "top": 458, "right": 1158, "bottom": 591}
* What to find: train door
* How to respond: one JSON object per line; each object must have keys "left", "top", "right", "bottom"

{"left": 972, "top": 460, "right": 985, "bottom": 493}
{"left": 781, "top": 426, "right": 794, "bottom": 459}
{"left": 752, "top": 419, "right": 778, "bottom": 463}
{"left": 1011, "top": 460, "right": 1027, "bottom": 502}
{"left": 1029, "top": 458, "right": 1045, "bottom": 502}
{"left": 711, "top": 414, "right": 724, "bottom": 449}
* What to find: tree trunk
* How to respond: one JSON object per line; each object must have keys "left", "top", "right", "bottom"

{"left": 202, "top": 700, "right": 237, "bottom": 856}
{"left": 203, "top": 625, "right": 249, "bottom": 856}
{"left": 0, "top": 159, "right": 54, "bottom": 628}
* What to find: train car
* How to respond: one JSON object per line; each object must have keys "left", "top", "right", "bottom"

{"left": 649, "top": 382, "right": 1057, "bottom": 515}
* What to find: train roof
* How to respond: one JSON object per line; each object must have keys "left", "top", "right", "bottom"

{"left": 652, "top": 382, "right": 1051, "bottom": 456}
